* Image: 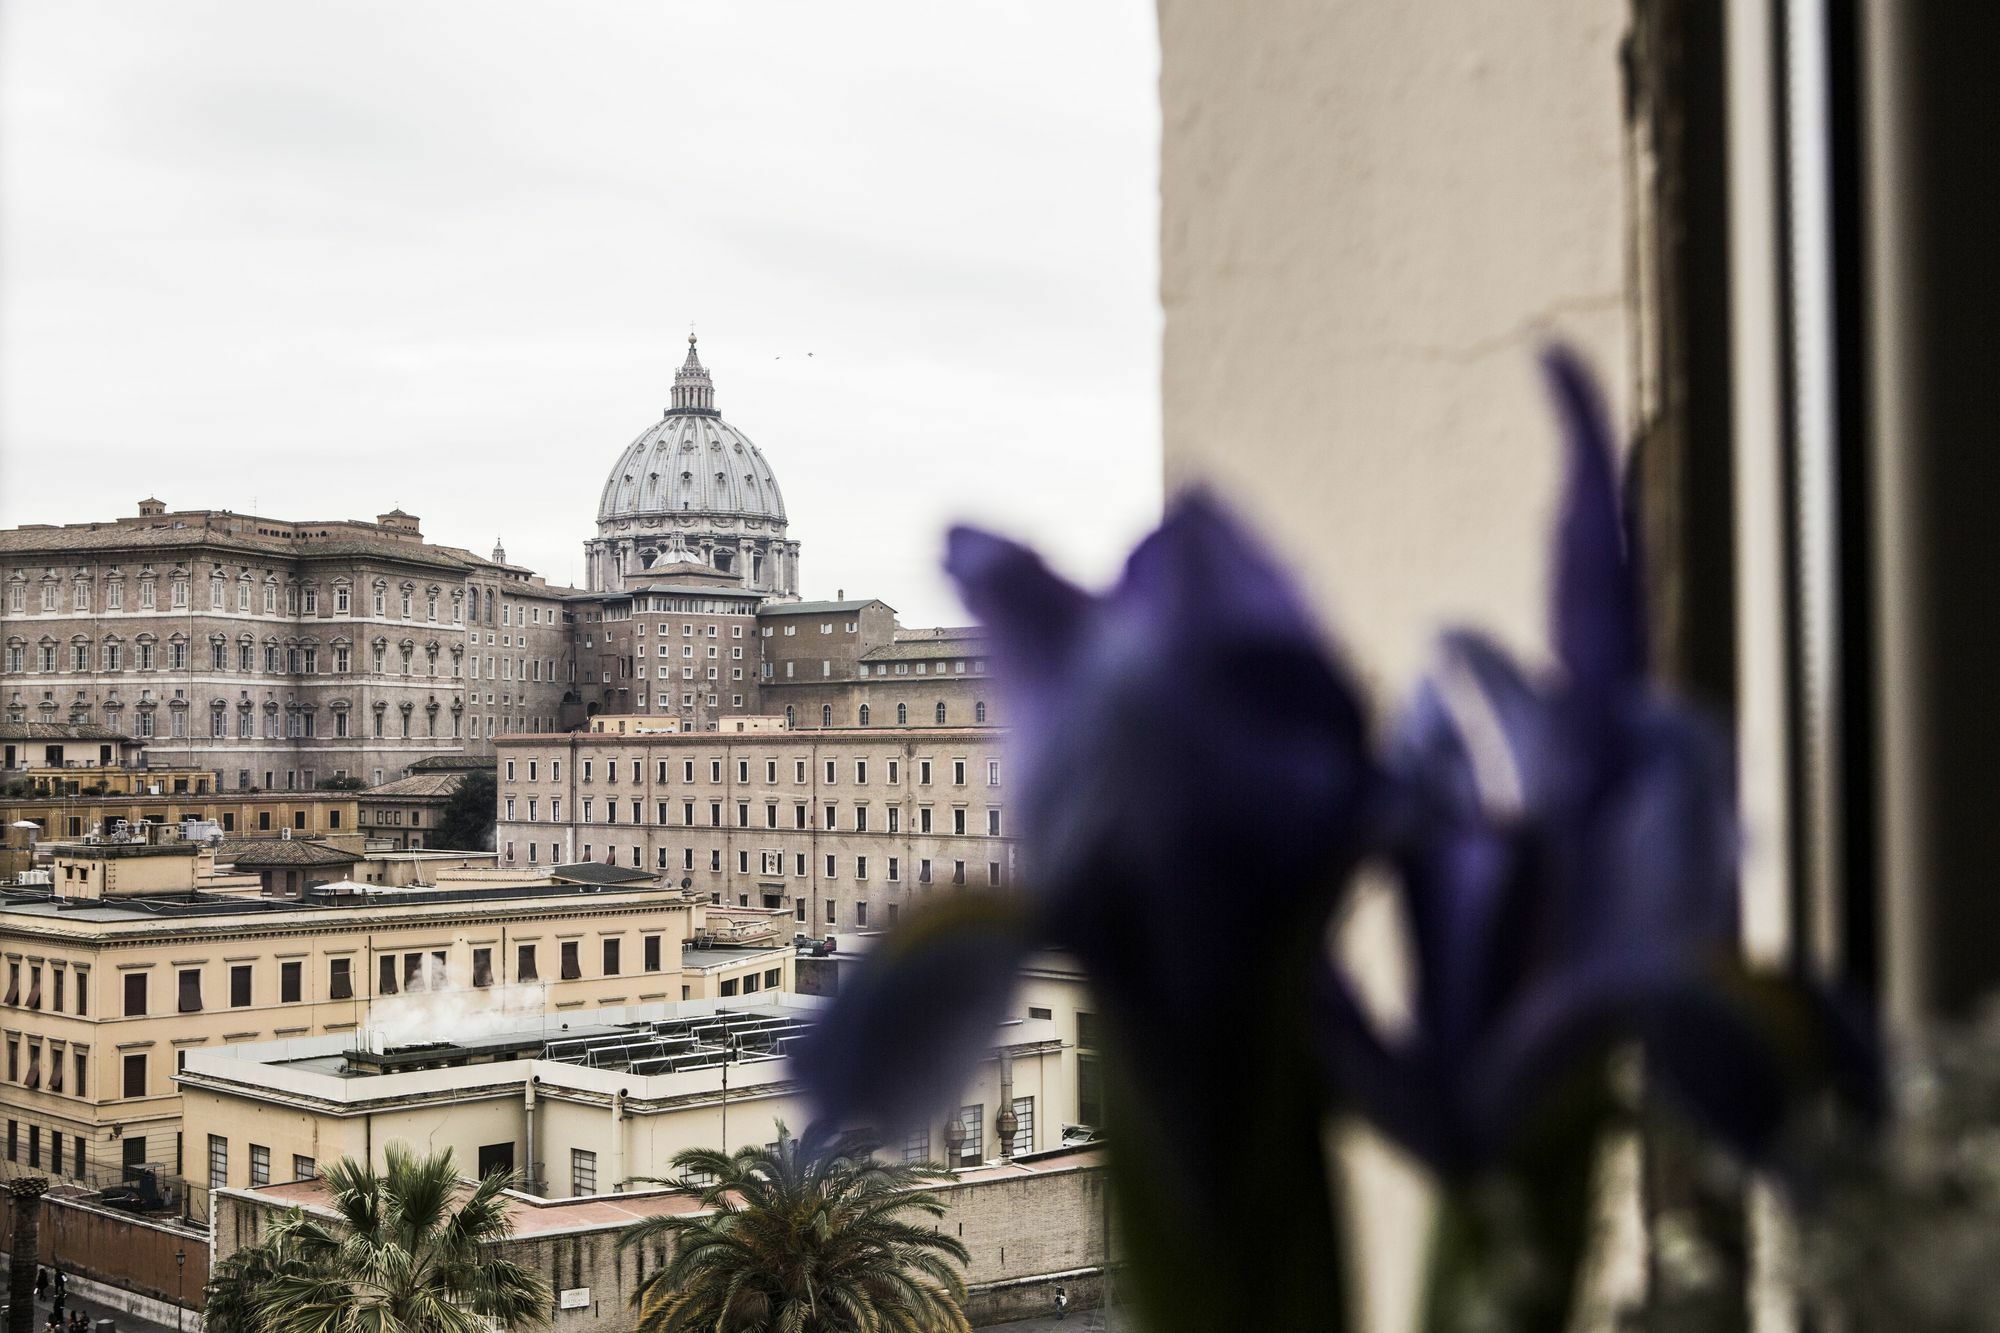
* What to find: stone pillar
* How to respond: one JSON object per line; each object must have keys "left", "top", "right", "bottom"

{"left": 7, "top": 1177, "right": 48, "bottom": 1333}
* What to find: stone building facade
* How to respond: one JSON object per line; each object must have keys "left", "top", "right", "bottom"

{"left": 494, "top": 725, "right": 1013, "bottom": 934}
{"left": 0, "top": 506, "right": 578, "bottom": 790}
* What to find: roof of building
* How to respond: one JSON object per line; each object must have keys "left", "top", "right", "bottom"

{"left": 598, "top": 339, "right": 788, "bottom": 528}
{"left": 619, "top": 582, "right": 764, "bottom": 600}
{"left": 0, "top": 722, "right": 137, "bottom": 743}
{"left": 549, "top": 861, "right": 657, "bottom": 887}
{"left": 894, "top": 625, "right": 982, "bottom": 641}
{"left": 213, "top": 838, "right": 361, "bottom": 867}
{"left": 403, "top": 755, "right": 496, "bottom": 774}
{"left": 859, "top": 635, "right": 987, "bottom": 663}
{"left": 360, "top": 773, "right": 464, "bottom": 800}
{"left": 680, "top": 945, "right": 793, "bottom": 972}
{"left": 759, "top": 598, "right": 889, "bottom": 616}
{"left": 0, "top": 523, "right": 481, "bottom": 572}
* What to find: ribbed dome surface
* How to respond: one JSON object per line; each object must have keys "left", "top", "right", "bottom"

{"left": 595, "top": 338, "right": 788, "bottom": 527}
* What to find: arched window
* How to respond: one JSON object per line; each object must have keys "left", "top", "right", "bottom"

{"left": 974, "top": 701, "right": 987, "bottom": 724}
{"left": 784, "top": 705, "right": 796, "bottom": 727}
{"left": 935, "top": 702, "right": 947, "bottom": 725}
{"left": 858, "top": 704, "right": 870, "bottom": 726}
{"left": 821, "top": 704, "right": 833, "bottom": 728}
{"left": 896, "top": 703, "right": 908, "bottom": 725}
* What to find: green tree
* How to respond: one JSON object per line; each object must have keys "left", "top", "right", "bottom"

{"left": 620, "top": 1122, "right": 972, "bottom": 1333}
{"left": 432, "top": 770, "right": 497, "bottom": 852}
{"left": 204, "top": 1144, "right": 550, "bottom": 1333}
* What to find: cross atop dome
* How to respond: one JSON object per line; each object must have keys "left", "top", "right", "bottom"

{"left": 669, "top": 332, "right": 717, "bottom": 415}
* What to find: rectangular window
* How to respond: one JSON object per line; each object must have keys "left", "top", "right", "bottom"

{"left": 1009, "top": 1096, "right": 1035, "bottom": 1157}
{"left": 294, "top": 1155, "right": 317, "bottom": 1181}
{"left": 644, "top": 936, "right": 662, "bottom": 972}
{"left": 472, "top": 948, "right": 494, "bottom": 988}
{"left": 904, "top": 1127, "right": 930, "bottom": 1165}
{"left": 123, "top": 972, "right": 147, "bottom": 1016}
{"left": 560, "top": 941, "right": 580, "bottom": 980}
{"left": 230, "top": 965, "right": 252, "bottom": 1008}
{"left": 602, "top": 938, "right": 621, "bottom": 976}
{"left": 856, "top": 856, "right": 868, "bottom": 881}
{"left": 826, "top": 898, "right": 838, "bottom": 924}
{"left": 855, "top": 900, "right": 868, "bottom": 925}
{"left": 954, "top": 1105, "right": 983, "bottom": 1166}
{"left": 953, "top": 760, "right": 967, "bottom": 786}
{"left": 281, "top": 961, "right": 302, "bottom": 1003}
{"left": 177, "top": 969, "right": 202, "bottom": 1013}
{"left": 888, "top": 759, "right": 900, "bottom": 784}
{"left": 888, "top": 856, "right": 899, "bottom": 882}
{"left": 208, "top": 1134, "right": 227, "bottom": 1189}
{"left": 953, "top": 809, "right": 967, "bottom": 836}
{"left": 720, "top": 978, "right": 738, "bottom": 997}
{"left": 123, "top": 1053, "right": 146, "bottom": 1099}
{"left": 572, "top": 1149, "right": 597, "bottom": 1196}
{"left": 379, "top": 955, "right": 398, "bottom": 996}
{"left": 250, "top": 1143, "right": 271, "bottom": 1187}
{"left": 328, "top": 958, "right": 353, "bottom": 1000}
{"left": 517, "top": 944, "right": 538, "bottom": 982}
{"left": 988, "top": 809, "right": 1003, "bottom": 836}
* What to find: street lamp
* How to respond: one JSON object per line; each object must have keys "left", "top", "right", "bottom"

{"left": 175, "top": 1247, "right": 186, "bottom": 1333}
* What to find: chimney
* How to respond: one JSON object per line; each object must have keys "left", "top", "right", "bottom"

{"left": 836, "top": 589, "right": 844, "bottom": 601}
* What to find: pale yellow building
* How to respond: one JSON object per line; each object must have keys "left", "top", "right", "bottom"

{"left": 0, "top": 837, "right": 720, "bottom": 1216}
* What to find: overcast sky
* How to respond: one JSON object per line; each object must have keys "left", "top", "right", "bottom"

{"left": 0, "top": 2, "right": 1160, "bottom": 627}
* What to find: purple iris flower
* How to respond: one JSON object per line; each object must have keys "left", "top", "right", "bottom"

{"left": 1319, "top": 347, "right": 1871, "bottom": 1174}
{"left": 796, "top": 490, "right": 1381, "bottom": 1160}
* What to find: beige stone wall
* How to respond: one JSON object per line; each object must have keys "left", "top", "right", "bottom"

{"left": 1158, "top": 0, "right": 1634, "bottom": 691}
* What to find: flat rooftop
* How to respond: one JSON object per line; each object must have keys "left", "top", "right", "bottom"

{"left": 0, "top": 878, "right": 688, "bottom": 922}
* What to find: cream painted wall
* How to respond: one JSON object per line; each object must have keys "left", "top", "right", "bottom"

{"left": 1157, "top": 5, "right": 1639, "bottom": 1330}
{"left": 1157, "top": 0, "right": 1634, "bottom": 691}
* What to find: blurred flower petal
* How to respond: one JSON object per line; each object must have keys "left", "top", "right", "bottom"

{"left": 794, "top": 896, "right": 1032, "bottom": 1140}
{"left": 1544, "top": 345, "right": 1645, "bottom": 694}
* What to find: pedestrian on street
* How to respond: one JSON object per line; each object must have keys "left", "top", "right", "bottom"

{"left": 1053, "top": 1285, "right": 1068, "bottom": 1321}
{"left": 41, "top": 1309, "right": 56, "bottom": 1333}
{"left": 51, "top": 1272, "right": 64, "bottom": 1303}
{"left": 33, "top": 1270, "right": 46, "bottom": 1303}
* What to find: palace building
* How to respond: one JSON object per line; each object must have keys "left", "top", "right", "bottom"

{"left": 0, "top": 336, "right": 1002, "bottom": 793}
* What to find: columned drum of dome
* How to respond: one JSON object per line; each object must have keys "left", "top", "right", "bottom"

{"left": 586, "top": 336, "right": 802, "bottom": 599}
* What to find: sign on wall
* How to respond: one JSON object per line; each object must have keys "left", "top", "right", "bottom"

{"left": 559, "top": 1289, "right": 591, "bottom": 1310}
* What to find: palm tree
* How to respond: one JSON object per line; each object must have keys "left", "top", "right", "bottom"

{"left": 204, "top": 1143, "right": 551, "bottom": 1333}
{"left": 620, "top": 1121, "right": 972, "bottom": 1333}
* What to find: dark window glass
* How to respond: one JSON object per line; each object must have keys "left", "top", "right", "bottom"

{"left": 123, "top": 973, "right": 146, "bottom": 1016}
